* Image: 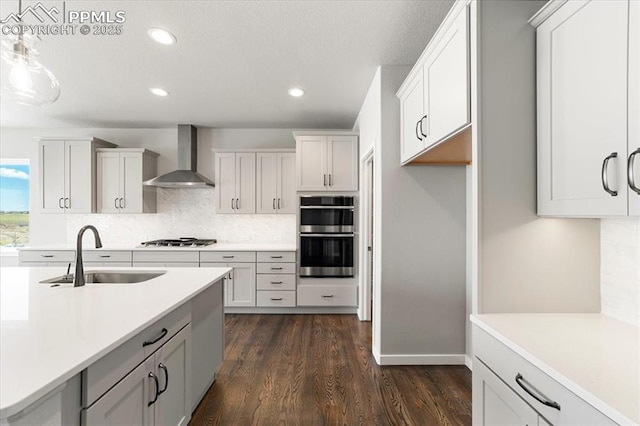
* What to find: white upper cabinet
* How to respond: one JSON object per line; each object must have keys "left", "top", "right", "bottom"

{"left": 535, "top": 0, "right": 639, "bottom": 217}
{"left": 215, "top": 152, "right": 256, "bottom": 214}
{"left": 96, "top": 149, "right": 159, "bottom": 214}
{"left": 628, "top": 0, "right": 640, "bottom": 216}
{"left": 256, "top": 152, "right": 296, "bottom": 214}
{"left": 295, "top": 133, "right": 358, "bottom": 191}
{"left": 39, "top": 138, "right": 116, "bottom": 214}
{"left": 397, "top": 3, "right": 470, "bottom": 165}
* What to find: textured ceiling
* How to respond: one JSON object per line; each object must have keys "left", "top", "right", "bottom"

{"left": 0, "top": 0, "right": 454, "bottom": 129}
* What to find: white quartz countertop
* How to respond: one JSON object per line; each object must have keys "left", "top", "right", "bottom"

{"left": 18, "top": 242, "right": 297, "bottom": 252}
{"left": 0, "top": 266, "right": 230, "bottom": 419}
{"left": 471, "top": 313, "right": 639, "bottom": 426}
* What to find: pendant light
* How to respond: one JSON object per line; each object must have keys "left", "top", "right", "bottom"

{"left": 0, "top": 0, "right": 61, "bottom": 106}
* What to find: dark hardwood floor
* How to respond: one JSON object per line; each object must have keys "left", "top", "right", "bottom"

{"left": 190, "top": 314, "right": 472, "bottom": 426}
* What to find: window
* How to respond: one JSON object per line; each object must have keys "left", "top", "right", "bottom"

{"left": 0, "top": 159, "right": 30, "bottom": 248}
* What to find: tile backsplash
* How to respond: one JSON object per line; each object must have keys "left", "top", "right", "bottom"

{"left": 600, "top": 218, "right": 640, "bottom": 325}
{"left": 66, "top": 188, "right": 296, "bottom": 245}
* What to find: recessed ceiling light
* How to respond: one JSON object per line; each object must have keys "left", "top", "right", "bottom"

{"left": 150, "top": 87, "right": 170, "bottom": 97}
{"left": 148, "top": 28, "right": 177, "bottom": 45}
{"left": 288, "top": 87, "right": 305, "bottom": 97}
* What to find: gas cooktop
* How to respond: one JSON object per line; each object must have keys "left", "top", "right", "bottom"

{"left": 140, "top": 237, "right": 217, "bottom": 247}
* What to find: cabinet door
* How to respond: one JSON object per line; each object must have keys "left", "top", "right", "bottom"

{"left": 276, "top": 153, "right": 296, "bottom": 213}
{"left": 39, "top": 140, "right": 66, "bottom": 213}
{"left": 400, "top": 76, "right": 426, "bottom": 163}
{"left": 121, "top": 152, "right": 144, "bottom": 214}
{"left": 235, "top": 153, "right": 256, "bottom": 214}
{"left": 256, "top": 153, "right": 278, "bottom": 214}
{"left": 327, "top": 136, "right": 358, "bottom": 191}
{"left": 296, "top": 136, "right": 328, "bottom": 191}
{"left": 629, "top": 0, "right": 640, "bottom": 216}
{"left": 472, "top": 359, "right": 539, "bottom": 426}
{"left": 65, "top": 140, "right": 93, "bottom": 213}
{"left": 97, "top": 151, "right": 121, "bottom": 214}
{"left": 537, "top": 0, "right": 629, "bottom": 216}
{"left": 84, "top": 356, "right": 155, "bottom": 426}
{"left": 226, "top": 262, "right": 256, "bottom": 307}
{"left": 422, "top": 5, "right": 470, "bottom": 147}
{"left": 215, "top": 153, "right": 236, "bottom": 213}
{"left": 154, "top": 326, "right": 191, "bottom": 426}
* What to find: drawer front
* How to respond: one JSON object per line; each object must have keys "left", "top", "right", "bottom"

{"left": 83, "top": 251, "right": 132, "bottom": 263}
{"left": 84, "top": 262, "right": 132, "bottom": 268}
{"left": 132, "top": 251, "right": 199, "bottom": 263}
{"left": 473, "top": 326, "right": 617, "bottom": 425}
{"left": 200, "top": 251, "right": 256, "bottom": 263}
{"left": 297, "top": 284, "right": 357, "bottom": 307}
{"left": 257, "top": 274, "right": 296, "bottom": 291}
{"left": 18, "top": 250, "right": 75, "bottom": 263}
{"left": 257, "top": 262, "right": 295, "bottom": 274}
{"left": 83, "top": 303, "right": 190, "bottom": 407}
{"left": 257, "top": 290, "right": 296, "bottom": 307}
{"left": 257, "top": 251, "right": 296, "bottom": 263}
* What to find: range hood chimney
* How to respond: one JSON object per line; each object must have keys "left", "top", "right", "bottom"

{"left": 143, "top": 124, "right": 214, "bottom": 188}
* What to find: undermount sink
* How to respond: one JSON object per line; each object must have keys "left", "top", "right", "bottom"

{"left": 41, "top": 271, "right": 166, "bottom": 285}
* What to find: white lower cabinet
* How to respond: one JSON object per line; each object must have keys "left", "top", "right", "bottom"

{"left": 472, "top": 325, "right": 617, "bottom": 426}
{"left": 256, "top": 251, "right": 296, "bottom": 307}
{"left": 84, "top": 325, "right": 191, "bottom": 426}
{"left": 296, "top": 284, "right": 357, "bottom": 307}
{"left": 201, "top": 260, "right": 256, "bottom": 307}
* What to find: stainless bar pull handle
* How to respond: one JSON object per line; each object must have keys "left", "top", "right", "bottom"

{"left": 420, "top": 115, "right": 428, "bottom": 137}
{"left": 270, "top": 281, "right": 283, "bottom": 284}
{"left": 628, "top": 148, "right": 640, "bottom": 195}
{"left": 270, "top": 297, "right": 283, "bottom": 301}
{"left": 321, "top": 295, "right": 334, "bottom": 298}
{"left": 64, "top": 198, "right": 70, "bottom": 208}
{"left": 415, "top": 120, "right": 422, "bottom": 141}
{"left": 271, "top": 256, "right": 283, "bottom": 259}
{"left": 119, "top": 198, "right": 124, "bottom": 209}
{"left": 59, "top": 198, "right": 64, "bottom": 209}
{"left": 222, "top": 255, "right": 234, "bottom": 259}
{"left": 41, "top": 254, "right": 54, "bottom": 258}
{"left": 515, "top": 373, "right": 561, "bottom": 411}
{"left": 231, "top": 199, "right": 235, "bottom": 209}
{"left": 236, "top": 198, "right": 240, "bottom": 209}
{"left": 278, "top": 198, "right": 281, "bottom": 209}
{"left": 114, "top": 198, "right": 119, "bottom": 209}
{"left": 99, "top": 255, "right": 111, "bottom": 258}
{"left": 601, "top": 152, "right": 618, "bottom": 196}
{"left": 158, "top": 363, "right": 169, "bottom": 395}
{"left": 273, "top": 198, "right": 276, "bottom": 210}
{"left": 324, "top": 174, "right": 327, "bottom": 186}
{"left": 329, "top": 174, "right": 332, "bottom": 186}
{"left": 143, "top": 328, "right": 168, "bottom": 347}
{"left": 148, "top": 372, "right": 159, "bottom": 407}
{"left": 271, "top": 267, "right": 283, "bottom": 270}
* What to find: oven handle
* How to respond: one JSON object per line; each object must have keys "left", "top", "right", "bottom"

{"left": 300, "top": 233, "right": 355, "bottom": 237}
{"left": 299, "top": 206, "right": 354, "bottom": 210}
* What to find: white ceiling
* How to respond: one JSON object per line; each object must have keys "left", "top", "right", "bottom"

{"left": 0, "top": 0, "right": 453, "bottom": 129}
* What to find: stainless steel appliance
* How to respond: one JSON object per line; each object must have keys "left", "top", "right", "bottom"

{"left": 140, "top": 237, "right": 217, "bottom": 247}
{"left": 299, "top": 196, "right": 355, "bottom": 277}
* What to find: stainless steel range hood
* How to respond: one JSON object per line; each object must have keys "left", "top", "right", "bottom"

{"left": 143, "top": 125, "right": 214, "bottom": 188}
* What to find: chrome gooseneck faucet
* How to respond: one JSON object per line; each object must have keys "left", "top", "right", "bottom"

{"left": 74, "top": 225, "right": 103, "bottom": 287}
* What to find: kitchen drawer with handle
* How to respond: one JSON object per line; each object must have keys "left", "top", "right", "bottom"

{"left": 83, "top": 302, "right": 190, "bottom": 407}
{"left": 257, "top": 251, "right": 296, "bottom": 263}
{"left": 257, "top": 274, "right": 296, "bottom": 291}
{"left": 473, "top": 326, "right": 617, "bottom": 425}
{"left": 83, "top": 250, "right": 132, "bottom": 263}
{"left": 257, "top": 262, "right": 295, "bottom": 274}
{"left": 200, "top": 251, "right": 256, "bottom": 263}
{"left": 18, "top": 250, "right": 75, "bottom": 263}
{"left": 297, "top": 284, "right": 357, "bottom": 307}
{"left": 257, "top": 290, "right": 296, "bottom": 307}
{"left": 132, "top": 250, "right": 199, "bottom": 263}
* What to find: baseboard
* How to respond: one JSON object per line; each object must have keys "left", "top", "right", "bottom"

{"left": 372, "top": 346, "right": 382, "bottom": 365}
{"left": 465, "top": 355, "right": 473, "bottom": 370}
{"left": 375, "top": 353, "right": 466, "bottom": 366}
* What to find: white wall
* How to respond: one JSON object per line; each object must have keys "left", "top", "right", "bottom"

{"left": 600, "top": 218, "right": 640, "bottom": 326}
{"left": 472, "top": 0, "right": 601, "bottom": 316}
{"left": 358, "top": 65, "right": 467, "bottom": 364}
{"left": 0, "top": 127, "right": 296, "bottom": 246}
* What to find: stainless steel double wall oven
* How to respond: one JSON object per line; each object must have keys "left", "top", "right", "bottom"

{"left": 299, "top": 196, "right": 355, "bottom": 277}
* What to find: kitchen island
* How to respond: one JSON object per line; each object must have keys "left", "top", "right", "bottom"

{"left": 0, "top": 266, "right": 230, "bottom": 425}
